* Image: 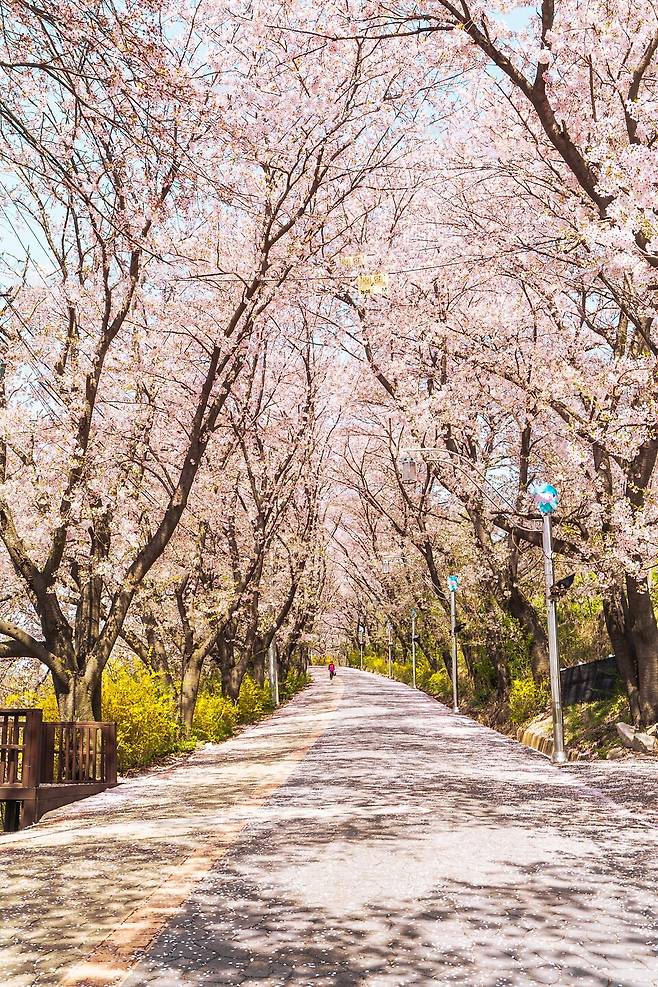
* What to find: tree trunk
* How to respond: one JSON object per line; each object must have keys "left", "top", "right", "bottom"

{"left": 484, "top": 598, "right": 511, "bottom": 700}
{"left": 180, "top": 650, "right": 205, "bottom": 736}
{"left": 507, "top": 587, "right": 549, "bottom": 680}
{"left": 460, "top": 640, "right": 478, "bottom": 686}
{"left": 53, "top": 668, "right": 102, "bottom": 720}
{"left": 222, "top": 658, "right": 248, "bottom": 702}
{"left": 601, "top": 583, "right": 641, "bottom": 725}
{"left": 248, "top": 637, "right": 267, "bottom": 687}
{"left": 491, "top": 642, "right": 511, "bottom": 700}
{"left": 438, "top": 647, "right": 451, "bottom": 678}
{"left": 213, "top": 631, "right": 239, "bottom": 701}
{"left": 625, "top": 574, "right": 658, "bottom": 725}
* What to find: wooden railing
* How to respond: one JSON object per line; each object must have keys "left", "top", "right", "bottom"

{"left": 41, "top": 721, "right": 116, "bottom": 784}
{"left": 0, "top": 708, "right": 41, "bottom": 790}
{"left": 0, "top": 708, "right": 117, "bottom": 831}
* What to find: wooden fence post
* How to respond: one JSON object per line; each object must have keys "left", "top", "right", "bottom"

{"left": 20, "top": 708, "right": 42, "bottom": 827}
{"left": 105, "top": 723, "right": 117, "bottom": 786}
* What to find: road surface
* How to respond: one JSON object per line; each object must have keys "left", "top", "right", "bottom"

{"left": 1, "top": 668, "right": 657, "bottom": 986}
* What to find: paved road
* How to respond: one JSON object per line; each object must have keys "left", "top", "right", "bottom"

{"left": 2, "top": 669, "right": 658, "bottom": 987}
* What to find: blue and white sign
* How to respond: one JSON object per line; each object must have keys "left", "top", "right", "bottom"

{"left": 447, "top": 575, "right": 460, "bottom": 593}
{"left": 529, "top": 481, "right": 559, "bottom": 515}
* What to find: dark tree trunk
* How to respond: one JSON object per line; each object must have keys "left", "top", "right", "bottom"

{"left": 214, "top": 632, "right": 240, "bottom": 701}
{"left": 53, "top": 668, "right": 102, "bottom": 720}
{"left": 460, "top": 641, "right": 478, "bottom": 686}
{"left": 222, "top": 657, "right": 249, "bottom": 702}
{"left": 492, "top": 644, "right": 511, "bottom": 700}
{"left": 625, "top": 574, "right": 658, "bottom": 725}
{"left": 248, "top": 636, "right": 267, "bottom": 687}
{"left": 439, "top": 648, "right": 452, "bottom": 678}
{"left": 602, "top": 583, "right": 641, "bottom": 725}
{"left": 507, "top": 587, "right": 549, "bottom": 681}
{"left": 180, "top": 650, "right": 205, "bottom": 736}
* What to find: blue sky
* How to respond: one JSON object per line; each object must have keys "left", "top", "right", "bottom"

{"left": 499, "top": 5, "right": 536, "bottom": 31}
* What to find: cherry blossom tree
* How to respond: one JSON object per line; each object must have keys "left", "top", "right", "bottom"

{"left": 0, "top": 0, "right": 429, "bottom": 718}
{"left": 3, "top": 0, "right": 658, "bottom": 734}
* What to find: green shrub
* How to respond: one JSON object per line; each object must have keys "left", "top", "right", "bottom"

{"left": 498, "top": 610, "right": 533, "bottom": 680}
{"left": 192, "top": 691, "right": 237, "bottom": 742}
{"left": 102, "top": 662, "right": 180, "bottom": 772}
{"left": 279, "top": 670, "right": 311, "bottom": 701}
{"left": 557, "top": 595, "right": 609, "bottom": 668}
{"left": 563, "top": 692, "right": 630, "bottom": 751}
{"left": 509, "top": 676, "right": 551, "bottom": 726}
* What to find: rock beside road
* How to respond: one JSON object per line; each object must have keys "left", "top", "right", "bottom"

{"left": 616, "top": 721, "right": 657, "bottom": 753}
{"left": 616, "top": 722, "right": 635, "bottom": 747}
{"left": 634, "top": 731, "right": 657, "bottom": 753}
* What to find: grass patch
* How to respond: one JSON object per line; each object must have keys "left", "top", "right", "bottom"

{"left": 563, "top": 692, "right": 631, "bottom": 757}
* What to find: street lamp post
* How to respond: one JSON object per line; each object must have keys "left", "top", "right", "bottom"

{"left": 358, "top": 620, "right": 365, "bottom": 671}
{"left": 387, "top": 621, "right": 393, "bottom": 678}
{"left": 530, "top": 482, "right": 567, "bottom": 765}
{"left": 410, "top": 608, "right": 417, "bottom": 689}
{"left": 268, "top": 639, "right": 280, "bottom": 707}
{"left": 448, "top": 575, "right": 460, "bottom": 713}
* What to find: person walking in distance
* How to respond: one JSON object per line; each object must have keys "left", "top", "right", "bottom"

{"left": 328, "top": 661, "right": 336, "bottom": 681}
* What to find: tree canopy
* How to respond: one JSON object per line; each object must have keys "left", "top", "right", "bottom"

{"left": 1, "top": 0, "right": 657, "bottom": 730}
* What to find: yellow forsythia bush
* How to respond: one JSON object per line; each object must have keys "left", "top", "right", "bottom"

{"left": 102, "top": 662, "right": 180, "bottom": 773}
{"left": 236, "top": 675, "right": 268, "bottom": 723}
{"left": 426, "top": 669, "right": 452, "bottom": 700}
{"left": 2, "top": 687, "right": 59, "bottom": 720}
{"left": 192, "top": 692, "right": 237, "bottom": 742}
{"left": 366, "top": 656, "right": 388, "bottom": 676}
{"left": 3, "top": 664, "right": 311, "bottom": 772}
{"left": 390, "top": 660, "right": 414, "bottom": 685}
{"left": 509, "top": 676, "right": 551, "bottom": 726}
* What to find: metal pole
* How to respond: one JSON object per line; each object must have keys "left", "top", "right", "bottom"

{"left": 411, "top": 611, "right": 417, "bottom": 689}
{"left": 450, "top": 589, "right": 459, "bottom": 713}
{"left": 268, "top": 639, "right": 280, "bottom": 707}
{"left": 387, "top": 622, "right": 393, "bottom": 678}
{"left": 358, "top": 619, "right": 366, "bottom": 671}
{"left": 274, "top": 656, "right": 279, "bottom": 707}
{"left": 542, "top": 514, "right": 567, "bottom": 764}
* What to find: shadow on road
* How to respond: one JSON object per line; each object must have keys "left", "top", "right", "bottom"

{"left": 125, "top": 671, "right": 658, "bottom": 987}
